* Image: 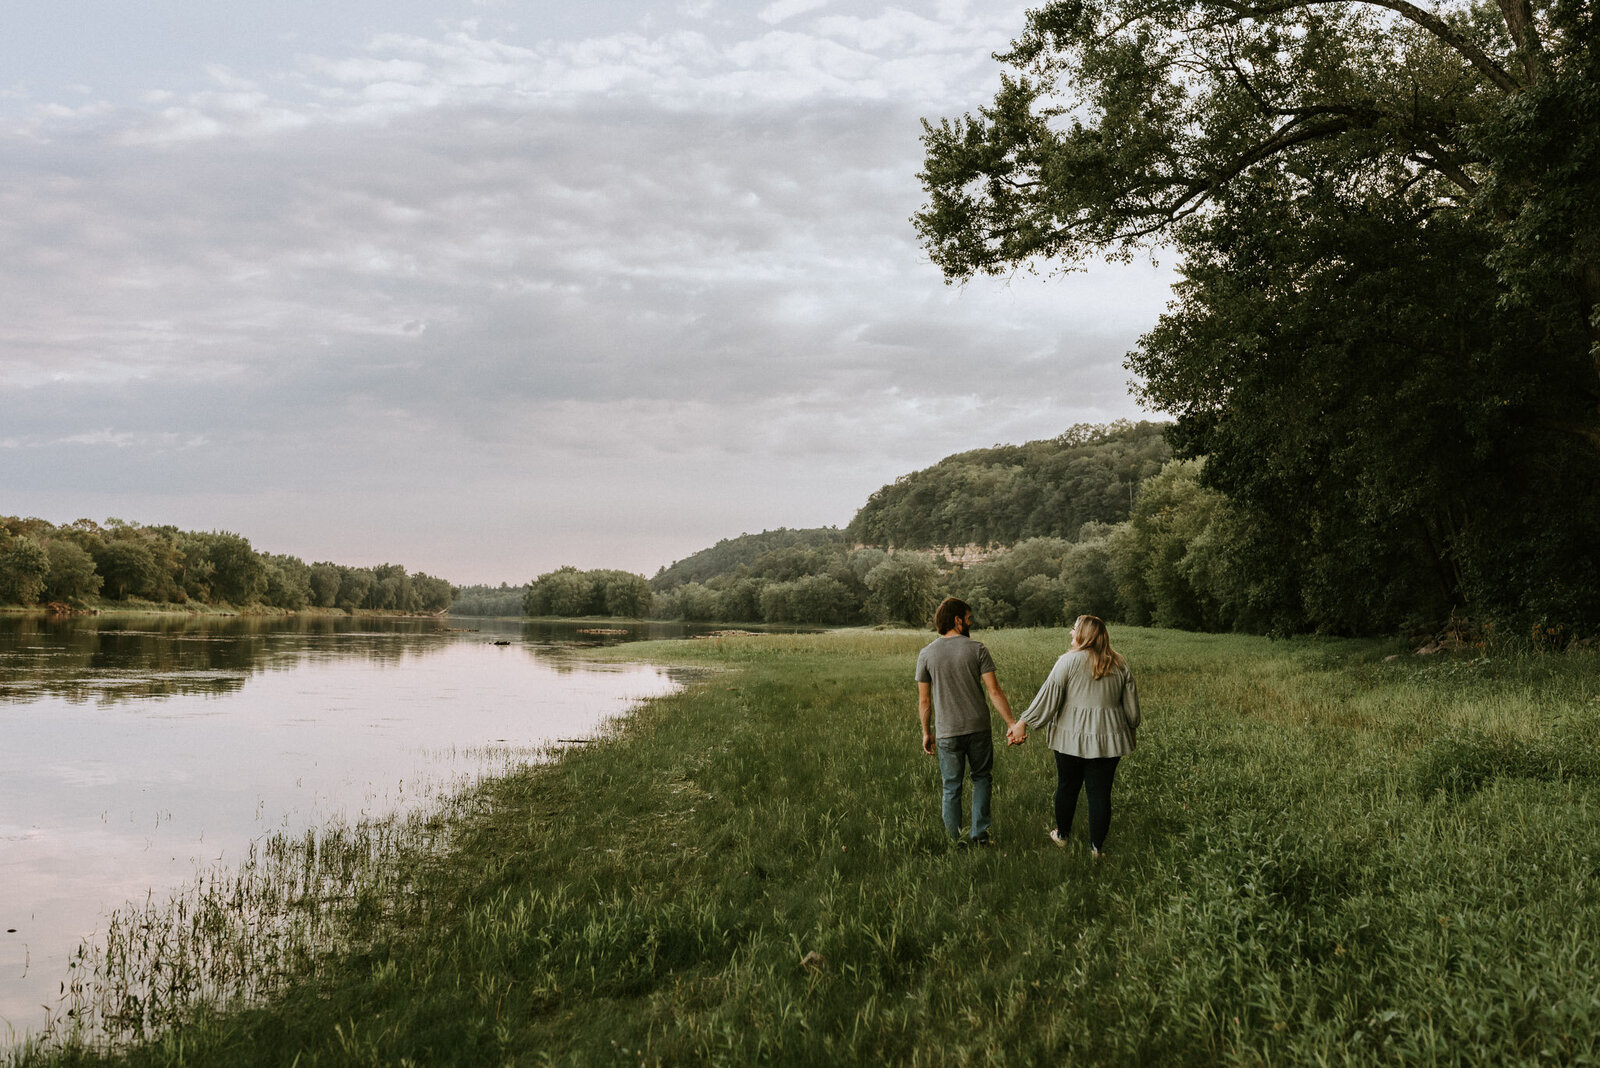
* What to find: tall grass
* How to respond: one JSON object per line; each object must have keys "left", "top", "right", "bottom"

{"left": 11, "top": 627, "right": 1600, "bottom": 1065}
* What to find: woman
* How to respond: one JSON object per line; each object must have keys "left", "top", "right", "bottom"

{"left": 1007, "top": 615, "right": 1140, "bottom": 857}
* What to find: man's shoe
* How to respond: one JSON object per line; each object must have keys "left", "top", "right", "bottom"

{"left": 1048, "top": 829, "right": 1068, "bottom": 848}
{"left": 971, "top": 835, "right": 993, "bottom": 847}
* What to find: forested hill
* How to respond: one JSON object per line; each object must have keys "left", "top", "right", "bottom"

{"left": 651, "top": 527, "right": 849, "bottom": 590}
{"left": 846, "top": 421, "right": 1170, "bottom": 549}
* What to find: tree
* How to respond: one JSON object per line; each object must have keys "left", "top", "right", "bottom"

{"left": 864, "top": 554, "right": 941, "bottom": 626}
{"left": 263, "top": 554, "right": 313, "bottom": 610}
{"left": 336, "top": 567, "right": 377, "bottom": 612}
{"left": 309, "top": 563, "right": 343, "bottom": 608}
{"left": 525, "top": 568, "right": 592, "bottom": 617}
{"left": 43, "top": 540, "right": 102, "bottom": 603}
{"left": 917, "top": 0, "right": 1600, "bottom": 631}
{"left": 95, "top": 539, "right": 161, "bottom": 601}
{"left": 371, "top": 564, "right": 418, "bottom": 612}
{"left": 659, "top": 581, "right": 724, "bottom": 622}
{"left": 759, "top": 575, "right": 859, "bottom": 624}
{"left": 600, "top": 572, "right": 654, "bottom": 618}
{"left": 412, "top": 573, "right": 455, "bottom": 613}
{"left": 1059, "top": 535, "right": 1122, "bottom": 622}
{"left": 915, "top": 0, "right": 1597, "bottom": 346}
{"left": 1110, "top": 461, "right": 1240, "bottom": 631}
{"left": 207, "top": 532, "right": 268, "bottom": 605}
{"left": 0, "top": 534, "right": 50, "bottom": 605}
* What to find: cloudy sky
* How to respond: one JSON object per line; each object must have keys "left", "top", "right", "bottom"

{"left": 1, "top": 0, "right": 1172, "bottom": 585}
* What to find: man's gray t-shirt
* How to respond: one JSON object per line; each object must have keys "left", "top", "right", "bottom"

{"left": 915, "top": 635, "right": 997, "bottom": 738}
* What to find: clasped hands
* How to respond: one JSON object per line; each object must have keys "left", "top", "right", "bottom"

{"left": 1006, "top": 721, "right": 1027, "bottom": 746}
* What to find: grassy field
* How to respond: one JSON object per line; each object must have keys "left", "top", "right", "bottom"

{"left": 13, "top": 626, "right": 1600, "bottom": 1066}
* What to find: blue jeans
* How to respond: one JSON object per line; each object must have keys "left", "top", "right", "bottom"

{"left": 936, "top": 731, "right": 994, "bottom": 841}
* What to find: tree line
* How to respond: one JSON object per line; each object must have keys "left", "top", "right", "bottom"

{"left": 508, "top": 422, "right": 1160, "bottom": 629}
{"left": 0, "top": 516, "right": 452, "bottom": 613}
{"left": 640, "top": 459, "right": 1258, "bottom": 632}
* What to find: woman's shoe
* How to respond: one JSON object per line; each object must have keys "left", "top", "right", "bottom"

{"left": 1089, "top": 844, "right": 1105, "bottom": 860}
{"left": 1049, "top": 829, "right": 1068, "bottom": 847}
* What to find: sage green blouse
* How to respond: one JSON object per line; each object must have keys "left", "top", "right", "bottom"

{"left": 1018, "top": 649, "right": 1141, "bottom": 758}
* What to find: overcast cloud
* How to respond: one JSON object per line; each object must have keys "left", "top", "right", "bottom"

{"left": 0, "top": 1, "right": 1172, "bottom": 583}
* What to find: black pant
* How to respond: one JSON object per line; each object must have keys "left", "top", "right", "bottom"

{"left": 1054, "top": 752, "right": 1121, "bottom": 850}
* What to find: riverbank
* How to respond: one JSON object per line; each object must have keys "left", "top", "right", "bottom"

{"left": 14, "top": 627, "right": 1600, "bottom": 1065}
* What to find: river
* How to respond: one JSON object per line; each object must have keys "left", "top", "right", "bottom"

{"left": 0, "top": 613, "right": 705, "bottom": 1036}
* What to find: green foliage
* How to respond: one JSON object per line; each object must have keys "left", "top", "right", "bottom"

{"left": 651, "top": 528, "right": 849, "bottom": 591}
{"left": 450, "top": 584, "right": 530, "bottom": 618}
{"left": 916, "top": 0, "right": 1600, "bottom": 635}
{"left": 1135, "top": 181, "right": 1600, "bottom": 633}
{"left": 863, "top": 553, "right": 941, "bottom": 625}
{"left": 335, "top": 567, "right": 376, "bottom": 612}
{"left": 0, "top": 531, "right": 50, "bottom": 606}
{"left": 1106, "top": 460, "right": 1246, "bottom": 631}
{"left": 848, "top": 421, "right": 1169, "bottom": 549}
{"left": 308, "top": 562, "right": 342, "bottom": 609}
{"left": 94, "top": 539, "right": 163, "bottom": 602}
{"left": 0, "top": 514, "right": 451, "bottom": 614}
{"left": 757, "top": 574, "right": 860, "bottom": 625}
{"left": 204, "top": 532, "right": 269, "bottom": 605}
{"left": 524, "top": 567, "right": 654, "bottom": 619}
{"left": 260, "top": 555, "right": 312, "bottom": 612}
{"left": 42, "top": 539, "right": 102, "bottom": 602}
{"left": 601, "top": 572, "right": 654, "bottom": 619}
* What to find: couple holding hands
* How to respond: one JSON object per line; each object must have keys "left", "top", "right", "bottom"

{"left": 915, "top": 597, "right": 1140, "bottom": 856}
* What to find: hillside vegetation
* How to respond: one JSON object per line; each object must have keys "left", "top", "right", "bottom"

{"left": 607, "top": 421, "right": 1178, "bottom": 632}
{"left": 846, "top": 420, "right": 1169, "bottom": 549}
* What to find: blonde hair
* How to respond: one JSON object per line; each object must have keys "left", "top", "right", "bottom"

{"left": 1073, "top": 615, "right": 1125, "bottom": 679}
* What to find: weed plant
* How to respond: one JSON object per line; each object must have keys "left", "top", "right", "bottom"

{"left": 11, "top": 628, "right": 1600, "bottom": 1065}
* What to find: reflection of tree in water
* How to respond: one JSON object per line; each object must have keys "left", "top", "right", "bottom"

{"left": 0, "top": 615, "right": 735, "bottom": 704}
{"left": 0, "top": 615, "right": 462, "bottom": 706}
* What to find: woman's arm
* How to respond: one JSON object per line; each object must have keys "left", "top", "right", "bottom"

{"left": 1017, "top": 656, "right": 1070, "bottom": 729}
{"left": 1121, "top": 670, "right": 1141, "bottom": 731}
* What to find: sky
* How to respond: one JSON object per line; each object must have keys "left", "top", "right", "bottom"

{"left": 0, "top": 0, "right": 1174, "bottom": 585}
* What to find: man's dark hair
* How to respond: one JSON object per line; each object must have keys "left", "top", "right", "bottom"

{"left": 934, "top": 597, "right": 970, "bottom": 634}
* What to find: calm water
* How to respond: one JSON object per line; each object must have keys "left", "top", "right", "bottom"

{"left": 0, "top": 614, "right": 704, "bottom": 1034}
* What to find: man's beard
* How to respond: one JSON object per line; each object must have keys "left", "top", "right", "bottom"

{"left": 957, "top": 620, "right": 970, "bottom": 637}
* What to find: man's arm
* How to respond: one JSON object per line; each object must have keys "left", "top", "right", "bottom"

{"left": 983, "top": 671, "right": 1021, "bottom": 742}
{"left": 982, "top": 671, "right": 1014, "bottom": 725}
{"left": 917, "top": 681, "right": 936, "bottom": 754}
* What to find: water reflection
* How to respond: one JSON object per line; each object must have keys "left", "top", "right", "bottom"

{"left": 0, "top": 614, "right": 706, "bottom": 1036}
{"left": 0, "top": 616, "right": 465, "bottom": 704}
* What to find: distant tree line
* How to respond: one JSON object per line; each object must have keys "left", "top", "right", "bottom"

{"left": 641, "top": 422, "right": 1176, "bottom": 628}
{"left": 0, "top": 516, "right": 452, "bottom": 613}
{"left": 641, "top": 452, "right": 1427, "bottom": 633}
{"left": 488, "top": 422, "right": 1240, "bottom": 630}
{"left": 651, "top": 544, "right": 943, "bottom": 626}
{"left": 450, "top": 583, "right": 530, "bottom": 618}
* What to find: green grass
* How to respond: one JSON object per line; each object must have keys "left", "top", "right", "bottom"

{"left": 12, "top": 627, "right": 1600, "bottom": 1066}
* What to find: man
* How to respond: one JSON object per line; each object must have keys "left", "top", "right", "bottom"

{"left": 915, "top": 597, "right": 1018, "bottom": 846}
